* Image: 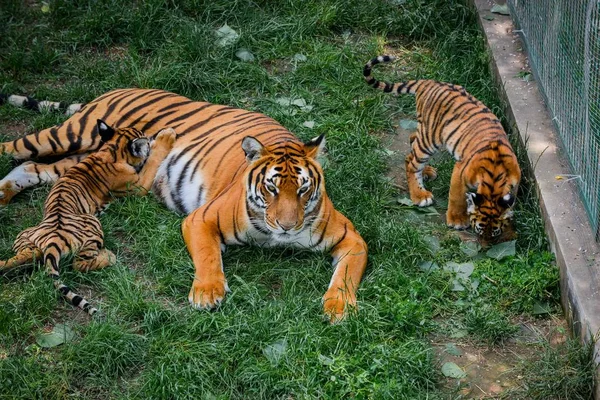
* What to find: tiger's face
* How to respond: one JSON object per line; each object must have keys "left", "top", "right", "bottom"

{"left": 97, "top": 120, "right": 150, "bottom": 170}
{"left": 466, "top": 191, "right": 515, "bottom": 239}
{"left": 242, "top": 135, "right": 325, "bottom": 240}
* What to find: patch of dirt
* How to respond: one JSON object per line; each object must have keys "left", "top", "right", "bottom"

{"left": 1, "top": 122, "right": 31, "bottom": 139}
{"left": 432, "top": 316, "right": 568, "bottom": 398}
{"left": 262, "top": 59, "right": 294, "bottom": 75}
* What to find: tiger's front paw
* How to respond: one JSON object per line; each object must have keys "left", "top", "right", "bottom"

{"left": 410, "top": 189, "right": 434, "bottom": 207}
{"left": 323, "top": 289, "right": 357, "bottom": 324}
{"left": 152, "top": 128, "right": 177, "bottom": 152}
{"left": 446, "top": 209, "right": 469, "bottom": 230}
{"left": 188, "top": 278, "right": 229, "bottom": 310}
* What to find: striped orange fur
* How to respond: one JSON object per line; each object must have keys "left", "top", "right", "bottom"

{"left": 364, "top": 55, "right": 521, "bottom": 239}
{"left": 0, "top": 89, "right": 367, "bottom": 321}
{"left": 0, "top": 120, "right": 175, "bottom": 314}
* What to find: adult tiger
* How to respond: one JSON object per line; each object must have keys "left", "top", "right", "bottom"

{"left": 0, "top": 88, "right": 367, "bottom": 322}
{"left": 363, "top": 55, "right": 521, "bottom": 240}
{"left": 0, "top": 121, "right": 176, "bottom": 314}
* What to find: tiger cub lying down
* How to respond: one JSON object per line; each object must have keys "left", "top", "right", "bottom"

{"left": 0, "top": 121, "right": 176, "bottom": 315}
{"left": 364, "top": 55, "right": 521, "bottom": 241}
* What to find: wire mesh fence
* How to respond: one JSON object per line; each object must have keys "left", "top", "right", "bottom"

{"left": 507, "top": 0, "right": 600, "bottom": 239}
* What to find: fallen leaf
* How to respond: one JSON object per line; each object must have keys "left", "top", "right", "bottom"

{"left": 445, "top": 343, "right": 463, "bottom": 356}
{"left": 397, "top": 197, "right": 414, "bottom": 206}
{"left": 215, "top": 24, "right": 240, "bottom": 47}
{"left": 486, "top": 240, "right": 516, "bottom": 260}
{"left": 490, "top": 4, "right": 510, "bottom": 15}
{"left": 36, "top": 324, "right": 74, "bottom": 348}
{"left": 460, "top": 241, "right": 481, "bottom": 257}
{"left": 441, "top": 362, "right": 467, "bottom": 379}
{"left": 235, "top": 48, "right": 255, "bottom": 62}
{"left": 483, "top": 15, "right": 495, "bottom": 21}
{"left": 418, "top": 260, "right": 439, "bottom": 272}
{"left": 533, "top": 301, "right": 552, "bottom": 315}
{"left": 293, "top": 53, "right": 307, "bottom": 62}
{"left": 423, "top": 235, "right": 441, "bottom": 254}
{"left": 318, "top": 353, "right": 334, "bottom": 366}
{"left": 41, "top": 2, "right": 50, "bottom": 13}
{"left": 399, "top": 119, "right": 418, "bottom": 130}
{"left": 302, "top": 120, "right": 315, "bottom": 129}
{"left": 263, "top": 338, "right": 288, "bottom": 365}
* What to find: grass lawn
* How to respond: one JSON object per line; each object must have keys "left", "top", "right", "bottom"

{"left": 0, "top": 0, "right": 595, "bottom": 398}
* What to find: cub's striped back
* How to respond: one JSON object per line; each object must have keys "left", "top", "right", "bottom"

{"left": 0, "top": 121, "right": 176, "bottom": 314}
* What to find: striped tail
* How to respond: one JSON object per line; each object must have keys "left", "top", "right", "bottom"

{"left": 363, "top": 55, "right": 422, "bottom": 95}
{"left": 0, "top": 93, "right": 85, "bottom": 116}
{"left": 43, "top": 245, "right": 98, "bottom": 316}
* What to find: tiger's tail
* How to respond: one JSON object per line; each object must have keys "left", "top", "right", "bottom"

{"left": 43, "top": 245, "right": 98, "bottom": 316}
{"left": 0, "top": 93, "right": 85, "bottom": 116}
{"left": 363, "top": 55, "right": 424, "bottom": 95}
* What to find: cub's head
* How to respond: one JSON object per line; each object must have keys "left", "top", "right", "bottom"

{"left": 97, "top": 119, "right": 150, "bottom": 169}
{"left": 242, "top": 134, "right": 326, "bottom": 240}
{"left": 466, "top": 191, "right": 516, "bottom": 239}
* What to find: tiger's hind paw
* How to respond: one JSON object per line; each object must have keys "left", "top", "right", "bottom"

{"left": 0, "top": 183, "right": 17, "bottom": 206}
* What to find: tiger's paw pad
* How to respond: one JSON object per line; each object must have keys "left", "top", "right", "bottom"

{"left": 422, "top": 166, "right": 438, "bottom": 181}
{"left": 323, "top": 293, "right": 357, "bottom": 324}
{"left": 411, "top": 190, "right": 434, "bottom": 207}
{"left": 188, "top": 279, "right": 229, "bottom": 310}
{"left": 446, "top": 211, "right": 469, "bottom": 230}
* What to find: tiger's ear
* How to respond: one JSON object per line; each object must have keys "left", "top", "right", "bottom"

{"left": 242, "top": 136, "right": 266, "bottom": 163}
{"left": 304, "top": 134, "right": 326, "bottom": 159}
{"left": 97, "top": 119, "right": 115, "bottom": 143}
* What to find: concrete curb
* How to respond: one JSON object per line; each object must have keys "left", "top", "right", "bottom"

{"left": 473, "top": 0, "right": 600, "bottom": 381}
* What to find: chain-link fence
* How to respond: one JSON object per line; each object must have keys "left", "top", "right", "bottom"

{"left": 508, "top": 0, "right": 600, "bottom": 238}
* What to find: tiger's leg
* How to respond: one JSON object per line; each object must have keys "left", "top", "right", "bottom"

{"left": 0, "top": 247, "right": 42, "bottom": 271}
{"left": 405, "top": 138, "right": 434, "bottom": 207}
{"left": 73, "top": 248, "right": 116, "bottom": 272}
{"left": 0, "top": 154, "right": 89, "bottom": 205}
{"left": 446, "top": 162, "right": 469, "bottom": 229}
{"left": 408, "top": 133, "right": 436, "bottom": 181}
{"left": 135, "top": 128, "right": 176, "bottom": 194}
{"left": 322, "top": 217, "right": 368, "bottom": 323}
{"left": 182, "top": 210, "right": 229, "bottom": 309}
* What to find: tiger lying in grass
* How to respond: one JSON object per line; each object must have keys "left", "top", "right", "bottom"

{"left": 0, "top": 120, "right": 176, "bottom": 315}
{"left": 0, "top": 89, "right": 367, "bottom": 322}
{"left": 364, "top": 55, "right": 521, "bottom": 241}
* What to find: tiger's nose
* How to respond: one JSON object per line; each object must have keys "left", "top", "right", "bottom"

{"left": 276, "top": 219, "right": 296, "bottom": 231}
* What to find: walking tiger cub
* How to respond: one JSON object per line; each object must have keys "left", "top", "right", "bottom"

{"left": 364, "top": 55, "right": 521, "bottom": 240}
{"left": 0, "top": 121, "right": 176, "bottom": 315}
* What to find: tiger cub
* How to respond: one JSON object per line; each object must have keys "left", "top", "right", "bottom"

{"left": 364, "top": 55, "right": 521, "bottom": 240}
{"left": 0, "top": 120, "right": 176, "bottom": 315}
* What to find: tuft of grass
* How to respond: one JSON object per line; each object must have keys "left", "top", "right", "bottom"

{"left": 502, "top": 338, "right": 597, "bottom": 400}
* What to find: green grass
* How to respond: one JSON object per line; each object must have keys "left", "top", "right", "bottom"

{"left": 0, "top": 0, "right": 577, "bottom": 398}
